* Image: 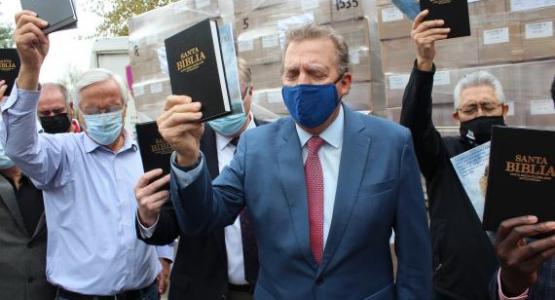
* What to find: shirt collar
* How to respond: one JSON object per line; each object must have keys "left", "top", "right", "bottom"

{"left": 215, "top": 113, "right": 256, "bottom": 151}
{"left": 83, "top": 129, "right": 137, "bottom": 154}
{"left": 296, "top": 105, "right": 344, "bottom": 149}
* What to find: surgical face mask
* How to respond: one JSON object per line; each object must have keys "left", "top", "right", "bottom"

{"left": 460, "top": 116, "right": 505, "bottom": 146}
{"left": 82, "top": 110, "right": 123, "bottom": 145}
{"left": 40, "top": 113, "right": 71, "bottom": 134}
{"left": 282, "top": 78, "right": 342, "bottom": 128}
{"left": 0, "top": 143, "right": 14, "bottom": 170}
{"left": 208, "top": 112, "right": 247, "bottom": 137}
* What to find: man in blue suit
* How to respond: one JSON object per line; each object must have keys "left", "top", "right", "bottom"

{"left": 138, "top": 23, "right": 432, "bottom": 299}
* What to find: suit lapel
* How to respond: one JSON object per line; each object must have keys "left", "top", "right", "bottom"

{"left": 277, "top": 118, "right": 317, "bottom": 268}
{"left": 319, "top": 107, "right": 371, "bottom": 275}
{"left": 0, "top": 175, "right": 27, "bottom": 234}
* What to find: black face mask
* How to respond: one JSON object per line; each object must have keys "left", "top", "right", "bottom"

{"left": 460, "top": 116, "right": 505, "bottom": 146}
{"left": 40, "top": 113, "right": 71, "bottom": 134}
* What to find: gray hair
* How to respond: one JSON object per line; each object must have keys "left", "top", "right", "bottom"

{"left": 453, "top": 71, "right": 506, "bottom": 110}
{"left": 283, "top": 23, "right": 350, "bottom": 76}
{"left": 72, "top": 68, "right": 129, "bottom": 108}
{"left": 42, "top": 82, "right": 70, "bottom": 107}
{"left": 237, "top": 57, "right": 252, "bottom": 86}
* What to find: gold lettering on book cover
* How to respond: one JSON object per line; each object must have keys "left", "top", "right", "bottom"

{"left": 505, "top": 155, "right": 555, "bottom": 182}
{"left": 176, "top": 47, "right": 207, "bottom": 73}
{"left": 151, "top": 138, "right": 173, "bottom": 155}
{"left": 430, "top": 0, "right": 451, "bottom": 4}
{"left": 0, "top": 59, "right": 16, "bottom": 72}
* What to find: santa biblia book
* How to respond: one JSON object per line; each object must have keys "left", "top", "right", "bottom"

{"left": 420, "top": 0, "right": 471, "bottom": 38}
{"left": 165, "top": 18, "right": 244, "bottom": 122}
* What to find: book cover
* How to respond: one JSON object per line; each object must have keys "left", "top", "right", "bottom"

{"left": 165, "top": 18, "right": 232, "bottom": 122}
{"left": 420, "top": 0, "right": 471, "bottom": 38}
{"left": 20, "top": 0, "right": 78, "bottom": 34}
{"left": 135, "top": 121, "right": 172, "bottom": 179}
{"left": 483, "top": 126, "right": 555, "bottom": 232}
{"left": 0, "top": 48, "right": 21, "bottom": 97}
{"left": 451, "top": 142, "right": 491, "bottom": 222}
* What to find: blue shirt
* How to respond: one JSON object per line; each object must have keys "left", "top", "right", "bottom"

{"left": 1, "top": 88, "right": 173, "bottom": 295}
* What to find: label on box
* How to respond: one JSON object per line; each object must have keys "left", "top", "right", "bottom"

{"left": 382, "top": 7, "right": 404, "bottom": 23}
{"left": 434, "top": 71, "right": 451, "bottom": 86}
{"left": 267, "top": 90, "right": 283, "bottom": 103}
{"left": 150, "top": 82, "right": 163, "bottom": 94}
{"left": 525, "top": 21, "right": 553, "bottom": 39}
{"left": 349, "top": 50, "right": 360, "bottom": 64}
{"left": 302, "top": 0, "right": 319, "bottom": 10}
{"left": 195, "top": 0, "right": 211, "bottom": 9}
{"left": 483, "top": 27, "right": 510, "bottom": 45}
{"left": 262, "top": 35, "right": 279, "bottom": 48}
{"left": 238, "top": 39, "right": 254, "bottom": 52}
{"left": 133, "top": 85, "right": 145, "bottom": 97}
{"left": 507, "top": 101, "right": 515, "bottom": 116}
{"left": 530, "top": 99, "right": 555, "bottom": 115}
{"left": 388, "top": 74, "right": 410, "bottom": 90}
{"left": 511, "top": 0, "right": 555, "bottom": 12}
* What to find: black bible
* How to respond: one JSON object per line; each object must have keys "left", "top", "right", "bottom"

{"left": 0, "top": 48, "right": 20, "bottom": 96}
{"left": 420, "top": 0, "right": 471, "bottom": 39}
{"left": 483, "top": 126, "right": 555, "bottom": 232}
{"left": 136, "top": 122, "right": 172, "bottom": 191}
{"left": 20, "top": 0, "right": 78, "bottom": 34}
{"left": 165, "top": 18, "right": 232, "bottom": 122}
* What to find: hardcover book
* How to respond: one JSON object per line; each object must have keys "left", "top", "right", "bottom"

{"left": 20, "top": 0, "right": 78, "bottom": 34}
{"left": 420, "top": 0, "right": 471, "bottom": 38}
{"left": 482, "top": 126, "right": 555, "bottom": 232}
{"left": 135, "top": 121, "right": 172, "bottom": 181}
{"left": 0, "top": 48, "right": 20, "bottom": 96}
{"left": 165, "top": 18, "right": 242, "bottom": 122}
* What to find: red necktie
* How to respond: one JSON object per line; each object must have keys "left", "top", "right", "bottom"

{"left": 305, "top": 136, "right": 325, "bottom": 264}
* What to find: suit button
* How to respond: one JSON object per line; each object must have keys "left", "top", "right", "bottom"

{"left": 316, "top": 277, "right": 324, "bottom": 286}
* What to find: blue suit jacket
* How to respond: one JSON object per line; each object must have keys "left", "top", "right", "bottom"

{"left": 171, "top": 106, "right": 432, "bottom": 299}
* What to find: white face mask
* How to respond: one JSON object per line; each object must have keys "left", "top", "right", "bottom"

{"left": 83, "top": 110, "right": 123, "bottom": 145}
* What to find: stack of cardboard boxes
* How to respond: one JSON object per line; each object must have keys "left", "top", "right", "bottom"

{"left": 235, "top": 0, "right": 385, "bottom": 115}
{"left": 127, "top": 0, "right": 226, "bottom": 122}
{"left": 378, "top": 0, "right": 555, "bottom": 131}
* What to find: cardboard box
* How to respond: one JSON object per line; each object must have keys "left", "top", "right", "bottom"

{"left": 378, "top": 4, "right": 412, "bottom": 40}
{"left": 331, "top": 0, "right": 366, "bottom": 22}
{"left": 381, "top": 38, "right": 415, "bottom": 74}
{"left": 477, "top": 21, "right": 522, "bottom": 64}
{"left": 468, "top": 0, "right": 507, "bottom": 16}
{"left": 249, "top": 61, "right": 283, "bottom": 90}
{"left": 334, "top": 19, "right": 377, "bottom": 81}
{"left": 342, "top": 81, "right": 385, "bottom": 112}
{"left": 520, "top": 18, "right": 555, "bottom": 60}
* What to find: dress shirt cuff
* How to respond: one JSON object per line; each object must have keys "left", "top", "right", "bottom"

{"left": 170, "top": 151, "right": 204, "bottom": 188}
{"left": 155, "top": 243, "right": 176, "bottom": 262}
{"left": 136, "top": 211, "right": 159, "bottom": 239}
{"left": 1, "top": 84, "right": 40, "bottom": 113}
{"left": 498, "top": 269, "right": 529, "bottom": 300}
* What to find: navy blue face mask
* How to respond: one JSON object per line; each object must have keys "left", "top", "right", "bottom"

{"left": 282, "top": 77, "right": 342, "bottom": 128}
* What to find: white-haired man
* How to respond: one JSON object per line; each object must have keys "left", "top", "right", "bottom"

{"left": 2, "top": 11, "right": 174, "bottom": 299}
{"left": 400, "top": 10, "right": 508, "bottom": 300}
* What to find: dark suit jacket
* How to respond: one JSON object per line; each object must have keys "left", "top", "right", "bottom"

{"left": 138, "top": 121, "right": 265, "bottom": 300}
{"left": 0, "top": 174, "right": 56, "bottom": 300}
{"left": 170, "top": 106, "right": 432, "bottom": 299}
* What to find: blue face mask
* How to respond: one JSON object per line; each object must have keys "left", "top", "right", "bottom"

{"left": 83, "top": 110, "right": 124, "bottom": 145}
{"left": 282, "top": 81, "right": 341, "bottom": 128}
{"left": 0, "top": 143, "right": 14, "bottom": 170}
{"left": 208, "top": 112, "right": 247, "bottom": 137}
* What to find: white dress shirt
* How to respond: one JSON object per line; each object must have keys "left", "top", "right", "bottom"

{"left": 215, "top": 119, "right": 256, "bottom": 285}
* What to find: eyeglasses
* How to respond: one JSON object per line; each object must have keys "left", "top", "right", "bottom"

{"left": 457, "top": 102, "right": 503, "bottom": 116}
{"left": 80, "top": 105, "right": 123, "bottom": 116}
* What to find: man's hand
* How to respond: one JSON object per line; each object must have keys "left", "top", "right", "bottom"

{"left": 157, "top": 95, "right": 204, "bottom": 167}
{"left": 411, "top": 10, "right": 450, "bottom": 72}
{"left": 135, "top": 169, "right": 171, "bottom": 227}
{"left": 0, "top": 80, "right": 7, "bottom": 101}
{"left": 495, "top": 216, "right": 555, "bottom": 296}
{"left": 157, "top": 258, "right": 171, "bottom": 295}
{"left": 13, "top": 11, "right": 49, "bottom": 90}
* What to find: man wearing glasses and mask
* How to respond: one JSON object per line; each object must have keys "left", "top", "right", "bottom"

{"left": 2, "top": 11, "right": 174, "bottom": 299}
{"left": 400, "top": 10, "right": 507, "bottom": 300}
